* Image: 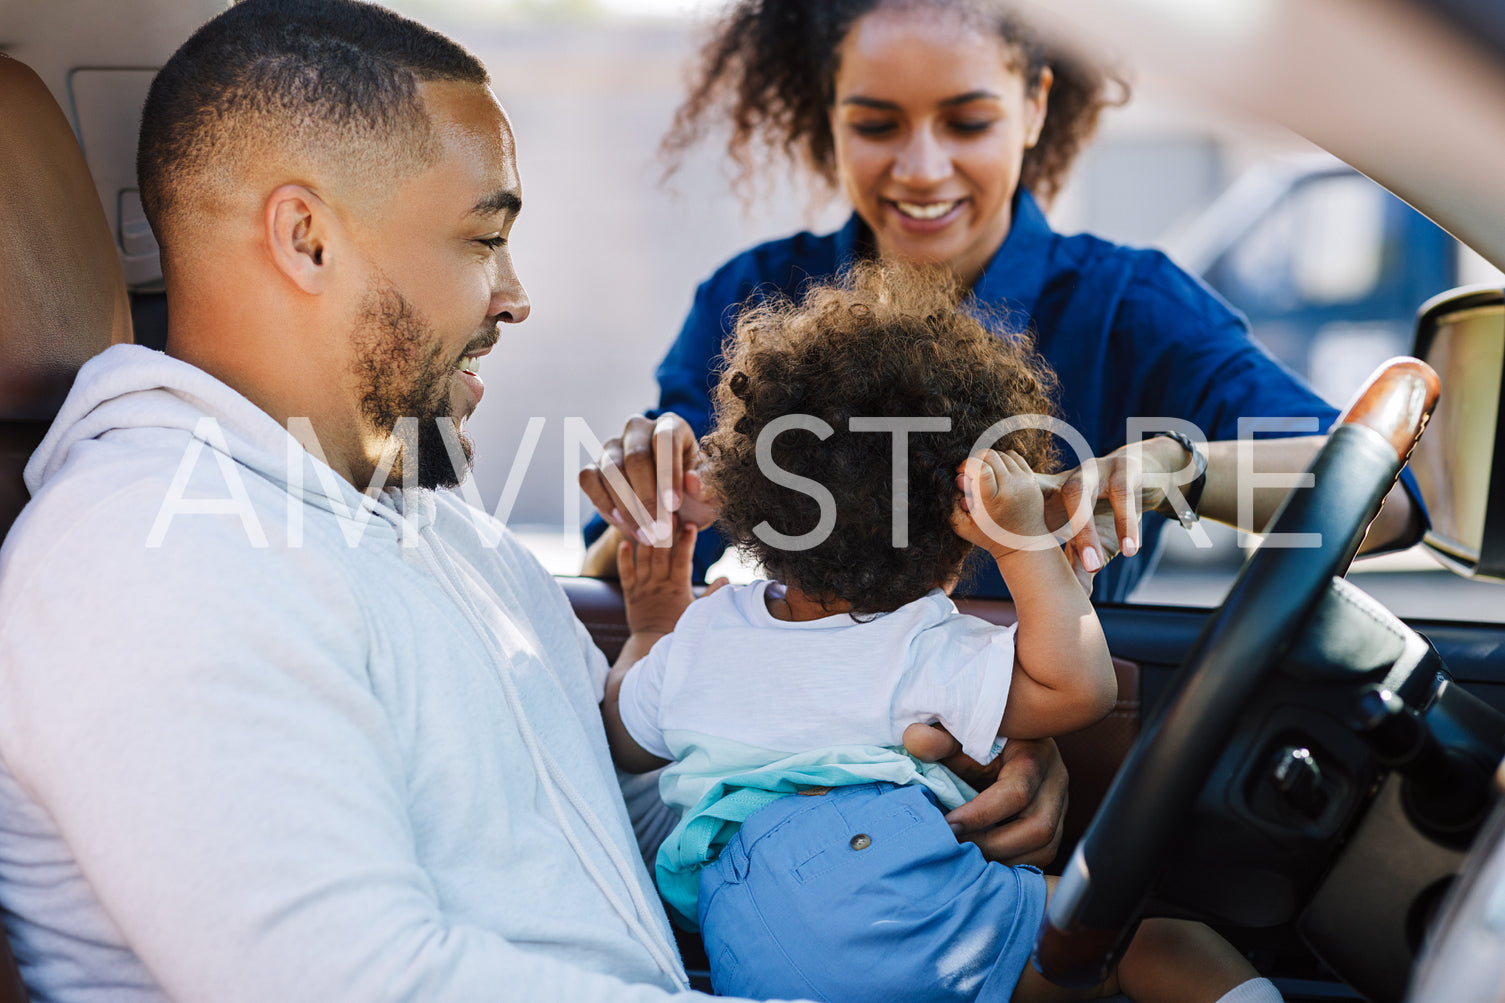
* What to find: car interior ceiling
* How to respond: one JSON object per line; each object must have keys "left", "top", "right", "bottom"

{"left": 1419, "top": 0, "right": 1505, "bottom": 62}
{"left": 5, "top": 9, "right": 1505, "bottom": 999}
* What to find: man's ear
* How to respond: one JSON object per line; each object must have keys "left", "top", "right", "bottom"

{"left": 266, "top": 185, "right": 335, "bottom": 294}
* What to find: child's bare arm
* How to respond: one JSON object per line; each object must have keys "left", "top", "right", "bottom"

{"left": 601, "top": 522, "right": 720, "bottom": 773}
{"left": 953, "top": 451, "right": 1116, "bottom": 740}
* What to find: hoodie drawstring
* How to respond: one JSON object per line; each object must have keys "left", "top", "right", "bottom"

{"left": 411, "top": 526, "right": 688, "bottom": 990}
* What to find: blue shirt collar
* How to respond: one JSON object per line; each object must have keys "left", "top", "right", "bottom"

{"left": 835, "top": 188, "right": 1055, "bottom": 311}
{"left": 972, "top": 188, "right": 1054, "bottom": 313}
{"left": 833, "top": 213, "right": 865, "bottom": 264}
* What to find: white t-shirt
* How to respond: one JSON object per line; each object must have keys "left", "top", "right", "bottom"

{"left": 618, "top": 580, "right": 1017, "bottom": 768}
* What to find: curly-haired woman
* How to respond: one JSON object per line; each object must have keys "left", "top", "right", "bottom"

{"left": 598, "top": 264, "right": 1282, "bottom": 1003}
{"left": 580, "top": 0, "right": 1422, "bottom": 867}
{"left": 581, "top": 0, "right": 1420, "bottom": 590}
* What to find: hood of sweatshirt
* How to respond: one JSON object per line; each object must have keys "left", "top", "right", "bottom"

{"left": 25, "top": 343, "right": 427, "bottom": 532}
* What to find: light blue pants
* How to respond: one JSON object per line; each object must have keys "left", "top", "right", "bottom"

{"left": 697, "top": 782, "right": 1048, "bottom": 1002}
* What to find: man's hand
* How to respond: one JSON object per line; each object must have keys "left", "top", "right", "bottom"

{"left": 902, "top": 724, "right": 1068, "bottom": 868}
{"left": 579, "top": 413, "right": 718, "bottom": 547}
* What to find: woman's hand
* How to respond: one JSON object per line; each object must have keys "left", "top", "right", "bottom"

{"left": 579, "top": 414, "right": 718, "bottom": 579}
{"left": 1037, "top": 436, "right": 1191, "bottom": 578}
{"left": 902, "top": 724, "right": 1068, "bottom": 868}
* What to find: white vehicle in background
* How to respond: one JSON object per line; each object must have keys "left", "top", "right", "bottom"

{"left": 1169, "top": 154, "right": 1503, "bottom": 407}
{"left": 1148, "top": 155, "right": 1505, "bottom": 599}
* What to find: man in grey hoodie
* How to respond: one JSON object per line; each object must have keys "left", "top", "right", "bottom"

{"left": 0, "top": 1, "right": 778, "bottom": 999}
{"left": 0, "top": 0, "right": 1071, "bottom": 999}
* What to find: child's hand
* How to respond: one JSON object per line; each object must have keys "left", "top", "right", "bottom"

{"left": 951, "top": 450, "right": 1050, "bottom": 559}
{"left": 618, "top": 522, "right": 724, "bottom": 638}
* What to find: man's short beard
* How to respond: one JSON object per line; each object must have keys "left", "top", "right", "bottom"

{"left": 351, "top": 282, "right": 474, "bottom": 490}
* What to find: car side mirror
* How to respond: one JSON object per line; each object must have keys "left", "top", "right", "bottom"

{"left": 1410, "top": 285, "right": 1505, "bottom": 581}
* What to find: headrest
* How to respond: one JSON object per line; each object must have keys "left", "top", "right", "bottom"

{"left": 0, "top": 53, "right": 132, "bottom": 422}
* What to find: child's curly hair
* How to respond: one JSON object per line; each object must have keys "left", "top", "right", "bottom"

{"left": 703, "top": 261, "right": 1059, "bottom": 615}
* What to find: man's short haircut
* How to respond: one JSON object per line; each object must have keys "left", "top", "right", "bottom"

{"left": 703, "top": 261, "right": 1060, "bottom": 616}
{"left": 138, "top": 0, "right": 489, "bottom": 251}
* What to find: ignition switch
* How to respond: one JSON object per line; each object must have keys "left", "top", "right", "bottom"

{"left": 1271, "top": 745, "right": 1328, "bottom": 817}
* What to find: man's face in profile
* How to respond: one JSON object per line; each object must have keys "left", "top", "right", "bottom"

{"left": 346, "top": 81, "right": 528, "bottom": 490}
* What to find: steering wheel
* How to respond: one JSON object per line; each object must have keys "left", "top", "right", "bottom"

{"left": 1033, "top": 357, "right": 1441, "bottom": 986}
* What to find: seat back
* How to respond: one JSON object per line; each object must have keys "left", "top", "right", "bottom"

{"left": 0, "top": 52, "right": 132, "bottom": 546}
{"left": 0, "top": 51, "right": 135, "bottom": 1003}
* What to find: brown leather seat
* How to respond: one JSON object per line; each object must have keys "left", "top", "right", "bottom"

{"left": 0, "top": 52, "right": 132, "bottom": 542}
{"left": 0, "top": 51, "right": 135, "bottom": 1003}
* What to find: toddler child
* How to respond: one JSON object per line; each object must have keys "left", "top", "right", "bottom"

{"left": 600, "top": 263, "right": 1282, "bottom": 1003}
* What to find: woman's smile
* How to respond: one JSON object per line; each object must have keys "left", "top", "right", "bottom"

{"left": 887, "top": 196, "right": 969, "bottom": 228}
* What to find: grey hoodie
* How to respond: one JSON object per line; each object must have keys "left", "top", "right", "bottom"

{"left": 0, "top": 345, "right": 763, "bottom": 1002}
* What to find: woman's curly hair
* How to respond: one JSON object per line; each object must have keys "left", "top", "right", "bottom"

{"left": 703, "top": 260, "right": 1059, "bottom": 616}
{"left": 663, "top": 0, "right": 1127, "bottom": 206}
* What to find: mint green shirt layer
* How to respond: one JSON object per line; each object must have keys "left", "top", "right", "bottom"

{"left": 654, "top": 735, "right": 979, "bottom": 928}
